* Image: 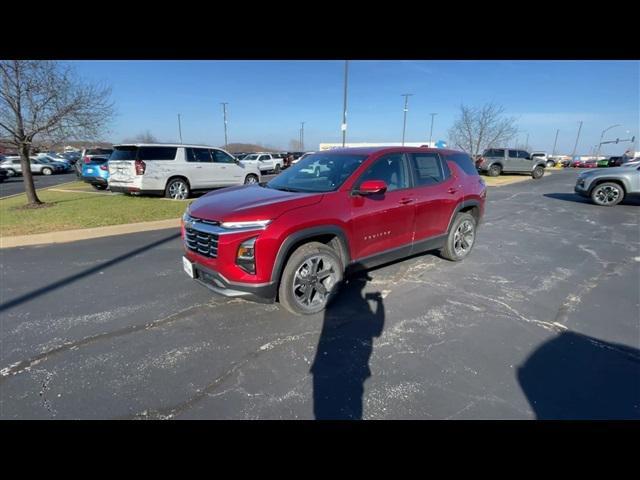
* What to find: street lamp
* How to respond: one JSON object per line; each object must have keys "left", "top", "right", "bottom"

{"left": 429, "top": 113, "right": 437, "bottom": 146}
{"left": 341, "top": 60, "right": 349, "bottom": 147}
{"left": 220, "top": 102, "right": 229, "bottom": 148}
{"left": 596, "top": 124, "right": 621, "bottom": 159}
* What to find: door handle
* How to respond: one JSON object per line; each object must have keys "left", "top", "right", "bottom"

{"left": 196, "top": 166, "right": 202, "bottom": 169}
{"left": 399, "top": 198, "right": 414, "bottom": 205}
{"left": 448, "top": 187, "right": 457, "bottom": 194}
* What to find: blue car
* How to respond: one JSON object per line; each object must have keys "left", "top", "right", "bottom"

{"left": 81, "top": 158, "right": 110, "bottom": 190}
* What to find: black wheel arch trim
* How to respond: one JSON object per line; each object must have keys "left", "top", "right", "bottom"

{"left": 270, "top": 225, "right": 351, "bottom": 284}
{"left": 445, "top": 199, "right": 481, "bottom": 233}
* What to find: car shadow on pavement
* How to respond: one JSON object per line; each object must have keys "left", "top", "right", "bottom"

{"left": 310, "top": 270, "right": 385, "bottom": 420}
{"left": 517, "top": 331, "right": 640, "bottom": 419}
{"left": 0, "top": 231, "right": 180, "bottom": 314}
{"left": 544, "top": 193, "right": 640, "bottom": 206}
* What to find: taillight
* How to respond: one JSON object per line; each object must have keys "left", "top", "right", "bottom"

{"left": 135, "top": 159, "right": 146, "bottom": 175}
{"left": 83, "top": 156, "right": 91, "bottom": 164}
{"left": 99, "top": 164, "right": 108, "bottom": 171}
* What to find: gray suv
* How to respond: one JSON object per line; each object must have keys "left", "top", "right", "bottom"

{"left": 477, "top": 148, "right": 547, "bottom": 179}
{"left": 574, "top": 164, "right": 640, "bottom": 206}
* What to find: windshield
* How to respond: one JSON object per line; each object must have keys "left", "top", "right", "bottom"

{"left": 266, "top": 153, "right": 367, "bottom": 193}
{"left": 243, "top": 154, "right": 260, "bottom": 160}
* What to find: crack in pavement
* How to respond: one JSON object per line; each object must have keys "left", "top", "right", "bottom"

{"left": 0, "top": 300, "right": 224, "bottom": 381}
{"left": 123, "top": 331, "right": 317, "bottom": 420}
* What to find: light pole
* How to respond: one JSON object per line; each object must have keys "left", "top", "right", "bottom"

{"left": 300, "top": 122, "right": 305, "bottom": 151}
{"left": 552, "top": 129, "right": 559, "bottom": 157}
{"left": 401, "top": 94, "right": 413, "bottom": 146}
{"left": 341, "top": 60, "right": 349, "bottom": 147}
{"left": 220, "top": 102, "right": 229, "bottom": 148}
{"left": 596, "top": 124, "right": 621, "bottom": 160}
{"left": 429, "top": 113, "right": 437, "bottom": 146}
{"left": 525, "top": 133, "right": 529, "bottom": 150}
{"left": 571, "top": 121, "right": 583, "bottom": 158}
{"left": 177, "top": 114, "right": 183, "bottom": 144}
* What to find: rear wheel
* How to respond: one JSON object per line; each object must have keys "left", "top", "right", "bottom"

{"left": 440, "top": 212, "right": 477, "bottom": 262}
{"left": 591, "top": 182, "right": 624, "bottom": 206}
{"left": 488, "top": 164, "right": 502, "bottom": 177}
{"left": 546, "top": 160, "right": 555, "bottom": 168}
{"left": 532, "top": 166, "right": 545, "bottom": 179}
{"left": 244, "top": 174, "right": 259, "bottom": 185}
{"left": 278, "top": 242, "right": 344, "bottom": 315}
{"left": 42, "top": 167, "right": 53, "bottom": 176}
{"left": 4, "top": 169, "right": 16, "bottom": 177}
{"left": 274, "top": 164, "right": 281, "bottom": 174}
{"left": 165, "top": 178, "right": 190, "bottom": 200}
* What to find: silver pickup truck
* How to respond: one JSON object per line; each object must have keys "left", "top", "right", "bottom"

{"left": 574, "top": 163, "right": 640, "bottom": 206}
{"left": 476, "top": 148, "right": 547, "bottom": 179}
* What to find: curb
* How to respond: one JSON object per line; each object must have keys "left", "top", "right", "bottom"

{"left": 0, "top": 218, "right": 181, "bottom": 249}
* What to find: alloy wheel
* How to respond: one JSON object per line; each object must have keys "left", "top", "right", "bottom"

{"left": 453, "top": 220, "right": 475, "bottom": 257}
{"left": 292, "top": 254, "right": 338, "bottom": 310}
{"left": 169, "top": 181, "right": 188, "bottom": 200}
{"left": 594, "top": 185, "right": 620, "bottom": 205}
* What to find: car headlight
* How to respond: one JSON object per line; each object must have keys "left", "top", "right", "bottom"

{"left": 220, "top": 220, "right": 271, "bottom": 229}
{"left": 236, "top": 237, "right": 257, "bottom": 274}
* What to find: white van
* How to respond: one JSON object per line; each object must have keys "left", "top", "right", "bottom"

{"left": 108, "top": 144, "right": 262, "bottom": 200}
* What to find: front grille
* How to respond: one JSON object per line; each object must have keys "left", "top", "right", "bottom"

{"left": 185, "top": 228, "right": 219, "bottom": 258}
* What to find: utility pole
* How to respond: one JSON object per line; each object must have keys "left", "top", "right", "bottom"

{"left": 596, "top": 124, "right": 621, "bottom": 160}
{"left": 429, "top": 113, "right": 437, "bottom": 146}
{"left": 341, "top": 60, "right": 349, "bottom": 147}
{"left": 177, "top": 114, "right": 183, "bottom": 144}
{"left": 525, "top": 133, "right": 529, "bottom": 150}
{"left": 220, "top": 102, "right": 229, "bottom": 148}
{"left": 552, "top": 129, "right": 559, "bottom": 157}
{"left": 300, "top": 122, "right": 305, "bottom": 151}
{"left": 401, "top": 94, "right": 413, "bottom": 146}
{"left": 571, "top": 121, "right": 583, "bottom": 158}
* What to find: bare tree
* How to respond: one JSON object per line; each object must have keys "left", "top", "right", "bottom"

{"left": 448, "top": 103, "right": 518, "bottom": 157}
{"left": 122, "top": 130, "right": 158, "bottom": 143}
{"left": 0, "top": 60, "right": 114, "bottom": 205}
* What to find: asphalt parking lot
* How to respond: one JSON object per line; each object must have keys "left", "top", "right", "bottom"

{"left": 0, "top": 172, "right": 78, "bottom": 198}
{"left": 1, "top": 169, "right": 639, "bottom": 419}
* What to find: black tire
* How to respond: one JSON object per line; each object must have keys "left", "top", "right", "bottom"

{"left": 42, "top": 167, "right": 53, "bottom": 176}
{"left": 590, "top": 182, "right": 624, "bottom": 207}
{"left": 92, "top": 183, "right": 107, "bottom": 191}
{"left": 274, "top": 164, "right": 281, "bottom": 174}
{"left": 439, "top": 212, "right": 477, "bottom": 262}
{"left": 488, "top": 164, "right": 502, "bottom": 177}
{"left": 532, "top": 166, "right": 545, "bottom": 179}
{"left": 165, "top": 177, "right": 190, "bottom": 200}
{"left": 278, "top": 241, "right": 344, "bottom": 315}
{"left": 244, "top": 174, "right": 259, "bottom": 185}
{"left": 546, "top": 160, "right": 555, "bottom": 168}
{"left": 4, "top": 169, "right": 16, "bottom": 177}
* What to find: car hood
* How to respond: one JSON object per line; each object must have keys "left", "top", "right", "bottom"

{"left": 188, "top": 184, "right": 324, "bottom": 223}
{"left": 579, "top": 166, "right": 631, "bottom": 177}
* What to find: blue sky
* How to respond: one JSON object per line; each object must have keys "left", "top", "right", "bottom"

{"left": 68, "top": 60, "right": 639, "bottom": 155}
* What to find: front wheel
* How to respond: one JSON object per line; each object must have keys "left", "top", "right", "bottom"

{"left": 244, "top": 174, "right": 259, "bottom": 185}
{"left": 274, "top": 164, "right": 281, "bottom": 174}
{"left": 4, "top": 169, "right": 16, "bottom": 177}
{"left": 591, "top": 182, "right": 624, "bottom": 206}
{"left": 488, "top": 164, "right": 502, "bottom": 177}
{"left": 278, "top": 242, "right": 344, "bottom": 315}
{"left": 546, "top": 160, "right": 555, "bottom": 168}
{"left": 532, "top": 166, "right": 545, "bottom": 179}
{"left": 42, "top": 167, "right": 53, "bottom": 176}
{"left": 165, "top": 178, "right": 190, "bottom": 200}
{"left": 440, "top": 212, "right": 477, "bottom": 262}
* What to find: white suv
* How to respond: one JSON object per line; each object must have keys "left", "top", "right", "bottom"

{"left": 107, "top": 144, "right": 262, "bottom": 200}
{"left": 240, "top": 153, "right": 284, "bottom": 174}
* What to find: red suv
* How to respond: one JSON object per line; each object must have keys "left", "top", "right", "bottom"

{"left": 181, "top": 147, "right": 486, "bottom": 315}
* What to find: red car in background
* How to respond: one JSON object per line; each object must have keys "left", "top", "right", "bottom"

{"left": 571, "top": 158, "right": 598, "bottom": 168}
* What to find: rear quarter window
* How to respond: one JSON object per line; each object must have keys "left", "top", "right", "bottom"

{"left": 138, "top": 147, "right": 177, "bottom": 161}
{"left": 448, "top": 153, "right": 479, "bottom": 176}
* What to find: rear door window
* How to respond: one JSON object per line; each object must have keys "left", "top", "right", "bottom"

{"left": 187, "top": 148, "right": 213, "bottom": 163}
{"left": 485, "top": 149, "right": 505, "bottom": 158}
{"left": 410, "top": 152, "right": 448, "bottom": 186}
{"left": 508, "top": 150, "right": 518, "bottom": 158}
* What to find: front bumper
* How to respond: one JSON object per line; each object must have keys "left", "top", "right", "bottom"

{"left": 574, "top": 180, "right": 590, "bottom": 197}
{"left": 188, "top": 260, "right": 277, "bottom": 303}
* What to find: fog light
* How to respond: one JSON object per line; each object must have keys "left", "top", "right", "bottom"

{"left": 237, "top": 237, "right": 257, "bottom": 274}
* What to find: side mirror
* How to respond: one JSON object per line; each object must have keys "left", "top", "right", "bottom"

{"left": 355, "top": 179, "right": 387, "bottom": 195}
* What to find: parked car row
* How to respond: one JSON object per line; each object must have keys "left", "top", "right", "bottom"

{"left": 0, "top": 156, "right": 70, "bottom": 176}
{"left": 232, "top": 151, "right": 308, "bottom": 170}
